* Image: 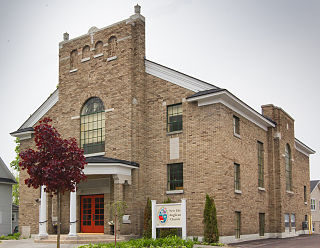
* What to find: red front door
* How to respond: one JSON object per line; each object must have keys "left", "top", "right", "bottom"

{"left": 81, "top": 195, "right": 104, "bottom": 233}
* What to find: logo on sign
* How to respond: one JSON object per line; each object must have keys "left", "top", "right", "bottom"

{"left": 158, "top": 207, "right": 168, "bottom": 224}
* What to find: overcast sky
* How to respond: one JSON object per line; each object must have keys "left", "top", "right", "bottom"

{"left": 0, "top": 0, "right": 319, "bottom": 179}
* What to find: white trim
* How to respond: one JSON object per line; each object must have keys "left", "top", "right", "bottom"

{"left": 84, "top": 152, "right": 105, "bottom": 157}
{"left": 59, "top": 56, "right": 70, "bottom": 61}
{"left": 145, "top": 60, "right": 215, "bottom": 92}
{"left": 166, "top": 190, "right": 184, "bottom": 195}
{"left": 71, "top": 116, "right": 80, "bottom": 120}
{"left": 117, "top": 35, "right": 131, "bottom": 42}
{"left": 19, "top": 90, "right": 59, "bottom": 129}
{"left": 105, "top": 108, "right": 114, "bottom": 113}
{"left": 187, "top": 90, "right": 275, "bottom": 131}
{"left": 219, "top": 230, "right": 305, "bottom": 244}
{"left": 81, "top": 57, "right": 90, "bottom": 63}
{"left": 258, "top": 187, "right": 266, "bottom": 191}
{"left": 69, "top": 68, "right": 78, "bottom": 73}
{"left": 234, "top": 133, "right": 241, "bottom": 139}
{"left": 11, "top": 131, "right": 34, "bottom": 140}
{"left": 84, "top": 162, "right": 138, "bottom": 176}
{"left": 93, "top": 53, "right": 103, "bottom": 58}
{"left": 234, "top": 189, "right": 242, "bottom": 194}
{"left": 107, "top": 56, "right": 117, "bottom": 62}
{"left": 294, "top": 139, "right": 315, "bottom": 157}
{"left": 286, "top": 190, "right": 294, "bottom": 195}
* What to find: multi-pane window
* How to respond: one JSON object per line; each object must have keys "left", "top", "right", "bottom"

{"left": 259, "top": 213, "right": 265, "bottom": 236}
{"left": 258, "top": 141, "right": 264, "bottom": 188}
{"left": 167, "top": 104, "right": 182, "bottom": 132}
{"left": 304, "top": 186, "right": 307, "bottom": 203}
{"left": 167, "top": 163, "right": 183, "bottom": 191}
{"left": 311, "top": 199, "right": 316, "bottom": 210}
{"left": 284, "top": 213, "right": 290, "bottom": 228}
{"left": 233, "top": 115, "right": 240, "bottom": 136}
{"left": 235, "top": 211, "right": 241, "bottom": 239}
{"left": 291, "top": 214, "right": 296, "bottom": 228}
{"left": 234, "top": 163, "right": 240, "bottom": 191}
{"left": 285, "top": 144, "right": 292, "bottom": 191}
{"left": 80, "top": 97, "right": 105, "bottom": 154}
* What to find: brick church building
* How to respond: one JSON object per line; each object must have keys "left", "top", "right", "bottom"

{"left": 11, "top": 5, "right": 315, "bottom": 243}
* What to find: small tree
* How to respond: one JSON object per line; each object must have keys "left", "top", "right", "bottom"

{"left": 203, "top": 194, "right": 219, "bottom": 243}
{"left": 143, "top": 198, "right": 152, "bottom": 238}
{"left": 19, "top": 118, "right": 87, "bottom": 248}
{"left": 109, "top": 201, "right": 127, "bottom": 248}
{"left": 10, "top": 138, "right": 20, "bottom": 205}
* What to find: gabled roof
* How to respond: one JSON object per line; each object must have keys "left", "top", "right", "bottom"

{"left": 10, "top": 60, "right": 315, "bottom": 155}
{"left": 145, "top": 59, "right": 218, "bottom": 92}
{"left": 187, "top": 88, "right": 276, "bottom": 131}
{"left": 10, "top": 89, "right": 58, "bottom": 139}
{"left": 311, "top": 180, "right": 320, "bottom": 193}
{"left": 0, "top": 157, "right": 16, "bottom": 184}
{"left": 295, "top": 138, "right": 316, "bottom": 157}
{"left": 86, "top": 156, "right": 139, "bottom": 167}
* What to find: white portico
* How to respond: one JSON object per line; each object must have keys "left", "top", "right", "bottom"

{"left": 37, "top": 156, "right": 139, "bottom": 237}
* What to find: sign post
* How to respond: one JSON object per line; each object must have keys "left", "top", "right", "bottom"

{"left": 151, "top": 199, "right": 187, "bottom": 240}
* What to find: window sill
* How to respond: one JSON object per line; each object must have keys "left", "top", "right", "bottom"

{"left": 167, "top": 130, "right": 183, "bottom": 136}
{"left": 81, "top": 57, "right": 90, "bottom": 62}
{"left": 234, "top": 189, "right": 242, "bottom": 194}
{"left": 69, "top": 68, "right": 78, "bottom": 73}
{"left": 107, "top": 56, "right": 117, "bottom": 62}
{"left": 93, "top": 53, "right": 103, "bottom": 58}
{"left": 286, "top": 190, "right": 294, "bottom": 195}
{"left": 234, "top": 133, "right": 241, "bottom": 139}
{"left": 304, "top": 202, "right": 308, "bottom": 205}
{"left": 258, "top": 187, "right": 266, "bottom": 192}
{"left": 166, "top": 190, "right": 184, "bottom": 195}
{"left": 84, "top": 152, "right": 105, "bottom": 157}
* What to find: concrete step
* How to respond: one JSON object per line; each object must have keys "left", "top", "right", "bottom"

{"left": 34, "top": 234, "right": 125, "bottom": 244}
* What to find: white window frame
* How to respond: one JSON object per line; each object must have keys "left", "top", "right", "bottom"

{"left": 311, "top": 199, "right": 316, "bottom": 211}
{"left": 233, "top": 115, "right": 240, "bottom": 137}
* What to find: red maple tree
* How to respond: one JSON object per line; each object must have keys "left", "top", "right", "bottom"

{"left": 19, "top": 117, "right": 87, "bottom": 247}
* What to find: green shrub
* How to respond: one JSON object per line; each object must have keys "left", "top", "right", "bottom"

{"left": 78, "top": 236, "right": 195, "bottom": 248}
{"left": 143, "top": 198, "right": 152, "bottom": 238}
{"left": 0, "top": 232, "right": 20, "bottom": 240}
{"left": 203, "top": 194, "right": 219, "bottom": 243}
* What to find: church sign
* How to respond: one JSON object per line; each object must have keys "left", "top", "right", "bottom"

{"left": 151, "top": 199, "right": 186, "bottom": 239}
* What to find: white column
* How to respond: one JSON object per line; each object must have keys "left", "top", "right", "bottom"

{"left": 151, "top": 200, "right": 157, "bottom": 239}
{"left": 38, "top": 186, "right": 48, "bottom": 237}
{"left": 181, "top": 198, "right": 187, "bottom": 240}
{"left": 68, "top": 188, "right": 77, "bottom": 236}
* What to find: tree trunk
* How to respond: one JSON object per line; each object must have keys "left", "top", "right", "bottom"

{"left": 114, "top": 214, "right": 117, "bottom": 248}
{"left": 57, "top": 190, "right": 61, "bottom": 248}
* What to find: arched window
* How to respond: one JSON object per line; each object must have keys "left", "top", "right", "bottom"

{"left": 70, "top": 49, "right": 78, "bottom": 70}
{"left": 95, "top": 41, "right": 103, "bottom": 55}
{"left": 80, "top": 97, "right": 105, "bottom": 154}
{"left": 285, "top": 144, "right": 292, "bottom": 191}
{"left": 108, "top": 36, "right": 117, "bottom": 57}
{"left": 82, "top": 45, "right": 90, "bottom": 59}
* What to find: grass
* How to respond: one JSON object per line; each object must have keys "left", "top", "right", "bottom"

{"left": 78, "top": 236, "right": 225, "bottom": 248}
{"left": 0, "top": 232, "right": 20, "bottom": 240}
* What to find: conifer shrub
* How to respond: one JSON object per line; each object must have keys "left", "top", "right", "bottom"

{"left": 143, "top": 198, "right": 152, "bottom": 238}
{"left": 203, "top": 194, "right": 219, "bottom": 243}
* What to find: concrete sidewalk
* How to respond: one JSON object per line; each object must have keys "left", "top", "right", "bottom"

{"left": 0, "top": 238, "right": 84, "bottom": 248}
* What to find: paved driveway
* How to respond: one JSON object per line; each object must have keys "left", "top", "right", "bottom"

{"left": 0, "top": 239, "right": 84, "bottom": 248}
{"left": 230, "top": 234, "right": 320, "bottom": 248}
